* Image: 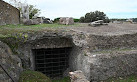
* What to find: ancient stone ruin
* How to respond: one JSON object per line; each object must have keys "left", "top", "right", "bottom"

{"left": 0, "top": 0, "right": 20, "bottom": 25}
{"left": 42, "top": 17, "right": 53, "bottom": 24}
{"left": 21, "top": 4, "right": 29, "bottom": 20}
{"left": 89, "top": 20, "right": 108, "bottom": 27}
{"left": 1, "top": 24, "right": 137, "bottom": 82}
{"left": 0, "top": 41, "right": 22, "bottom": 82}
{"left": 0, "top": 2, "right": 137, "bottom": 81}
{"left": 59, "top": 17, "right": 74, "bottom": 25}
{"left": 69, "top": 70, "right": 89, "bottom": 82}
{"left": 23, "top": 19, "right": 40, "bottom": 25}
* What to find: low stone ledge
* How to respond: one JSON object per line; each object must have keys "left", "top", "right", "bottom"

{"left": 88, "top": 49, "right": 137, "bottom": 81}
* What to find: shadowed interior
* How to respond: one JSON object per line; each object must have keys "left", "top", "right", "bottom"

{"left": 33, "top": 47, "right": 72, "bottom": 78}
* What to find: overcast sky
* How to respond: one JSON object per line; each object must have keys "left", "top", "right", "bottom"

{"left": 5, "top": 0, "right": 137, "bottom": 19}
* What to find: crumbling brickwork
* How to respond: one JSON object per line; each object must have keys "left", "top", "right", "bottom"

{"left": 0, "top": 0, "right": 20, "bottom": 25}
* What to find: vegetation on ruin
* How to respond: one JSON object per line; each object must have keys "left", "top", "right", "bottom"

{"left": 19, "top": 70, "right": 70, "bottom": 82}
{"left": 0, "top": 23, "right": 80, "bottom": 38}
{"left": 9, "top": 0, "right": 41, "bottom": 19}
{"left": 19, "top": 70, "right": 137, "bottom": 82}
{"left": 52, "top": 77, "right": 71, "bottom": 82}
{"left": 0, "top": 23, "right": 77, "bottom": 29}
{"left": 0, "top": 23, "right": 89, "bottom": 40}
{"left": 0, "top": 23, "right": 83, "bottom": 55}
{"left": 19, "top": 70, "right": 52, "bottom": 82}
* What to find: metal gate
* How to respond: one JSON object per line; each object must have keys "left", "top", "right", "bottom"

{"left": 33, "top": 47, "right": 71, "bottom": 78}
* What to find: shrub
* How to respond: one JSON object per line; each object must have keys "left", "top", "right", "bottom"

{"left": 79, "top": 10, "right": 110, "bottom": 23}
{"left": 52, "top": 77, "right": 71, "bottom": 82}
{"left": 74, "top": 19, "right": 80, "bottom": 22}
{"left": 53, "top": 18, "right": 60, "bottom": 23}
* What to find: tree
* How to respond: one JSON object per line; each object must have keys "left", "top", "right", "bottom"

{"left": 53, "top": 18, "right": 60, "bottom": 23}
{"left": 79, "top": 17, "right": 85, "bottom": 23}
{"left": 29, "top": 5, "right": 40, "bottom": 19}
{"left": 9, "top": 0, "right": 40, "bottom": 19}
{"left": 74, "top": 19, "right": 80, "bottom": 22}
{"left": 80, "top": 11, "right": 109, "bottom": 23}
{"left": 85, "top": 13, "right": 91, "bottom": 22}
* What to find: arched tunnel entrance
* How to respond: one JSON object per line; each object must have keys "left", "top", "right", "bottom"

{"left": 31, "top": 37, "right": 73, "bottom": 78}
{"left": 33, "top": 47, "right": 72, "bottom": 78}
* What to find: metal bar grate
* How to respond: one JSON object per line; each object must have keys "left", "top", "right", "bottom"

{"left": 33, "top": 47, "right": 71, "bottom": 78}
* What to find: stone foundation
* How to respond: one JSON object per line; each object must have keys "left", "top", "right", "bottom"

{"left": 1, "top": 29, "right": 137, "bottom": 81}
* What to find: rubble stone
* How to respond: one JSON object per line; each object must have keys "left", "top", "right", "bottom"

{"left": 59, "top": 17, "right": 74, "bottom": 25}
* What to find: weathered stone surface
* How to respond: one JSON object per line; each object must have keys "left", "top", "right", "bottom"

{"left": 38, "top": 18, "right": 43, "bottom": 24}
{"left": 59, "top": 17, "right": 74, "bottom": 25}
{"left": 23, "top": 19, "right": 39, "bottom": 25}
{"left": 21, "top": 4, "right": 29, "bottom": 20}
{"left": 33, "top": 17, "right": 43, "bottom": 24}
{"left": 0, "top": 41, "right": 23, "bottom": 82}
{"left": 0, "top": 0, "right": 20, "bottom": 25}
{"left": 23, "top": 17, "right": 53, "bottom": 25}
{"left": 89, "top": 20, "right": 108, "bottom": 27}
{"left": 1, "top": 26, "right": 137, "bottom": 81}
{"left": 89, "top": 50, "right": 137, "bottom": 81}
{"left": 87, "top": 33, "right": 137, "bottom": 52}
{"left": 69, "top": 70, "right": 89, "bottom": 82}
{"left": 43, "top": 18, "right": 53, "bottom": 24}
{"left": 113, "top": 21, "right": 123, "bottom": 24}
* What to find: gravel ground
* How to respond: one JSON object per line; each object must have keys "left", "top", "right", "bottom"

{"left": 68, "top": 23, "right": 137, "bottom": 36}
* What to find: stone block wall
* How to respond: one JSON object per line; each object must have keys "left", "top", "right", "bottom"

{"left": 88, "top": 33, "right": 137, "bottom": 52}
{"left": 0, "top": 0, "right": 20, "bottom": 25}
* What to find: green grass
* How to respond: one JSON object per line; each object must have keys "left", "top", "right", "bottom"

{"left": 104, "top": 75, "right": 137, "bottom": 82}
{"left": 0, "top": 23, "right": 82, "bottom": 38}
{"left": 52, "top": 77, "right": 71, "bottom": 82}
{"left": 19, "top": 70, "right": 52, "bottom": 82}
{"left": 0, "top": 23, "right": 82, "bottom": 30}
{"left": 19, "top": 70, "right": 137, "bottom": 82}
{"left": 0, "top": 23, "right": 68, "bottom": 34}
{"left": 0, "top": 23, "right": 78, "bottom": 28}
{"left": 0, "top": 23, "right": 82, "bottom": 54}
{"left": 19, "top": 70, "right": 71, "bottom": 82}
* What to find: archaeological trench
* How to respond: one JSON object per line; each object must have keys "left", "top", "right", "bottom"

{"left": 1, "top": 26, "right": 137, "bottom": 82}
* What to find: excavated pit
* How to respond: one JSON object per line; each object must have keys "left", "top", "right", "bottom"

{"left": 2, "top": 25, "right": 137, "bottom": 81}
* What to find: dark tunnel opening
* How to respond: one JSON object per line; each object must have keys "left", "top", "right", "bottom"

{"left": 32, "top": 47, "right": 72, "bottom": 78}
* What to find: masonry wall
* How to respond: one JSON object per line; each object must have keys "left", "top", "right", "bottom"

{"left": 1, "top": 30, "right": 137, "bottom": 81}
{"left": 87, "top": 33, "right": 137, "bottom": 52}
{"left": 0, "top": 0, "right": 20, "bottom": 25}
